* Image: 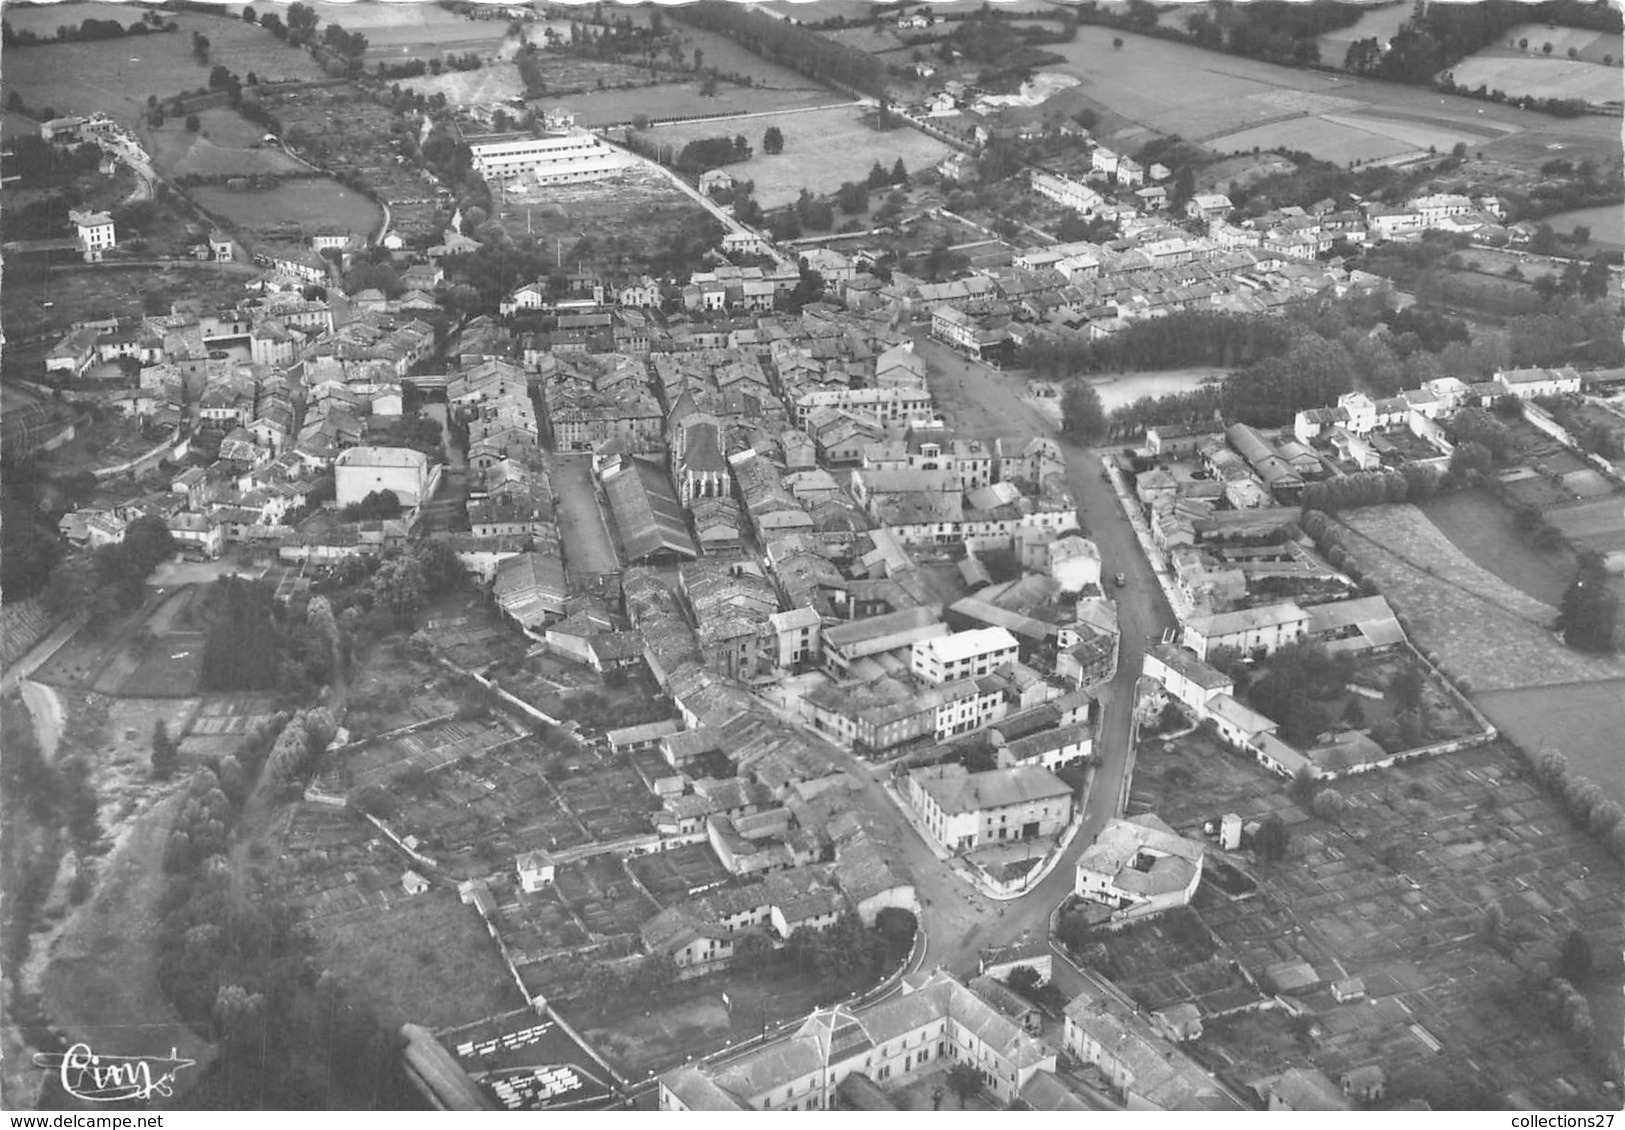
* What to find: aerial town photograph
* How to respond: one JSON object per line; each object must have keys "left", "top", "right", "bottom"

{"left": 0, "top": 0, "right": 1621, "bottom": 1115}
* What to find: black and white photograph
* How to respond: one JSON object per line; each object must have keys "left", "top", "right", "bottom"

{"left": 0, "top": 0, "right": 1622, "bottom": 1114}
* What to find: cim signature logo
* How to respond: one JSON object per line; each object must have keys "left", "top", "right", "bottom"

{"left": 33, "top": 1044, "right": 196, "bottom": 1104}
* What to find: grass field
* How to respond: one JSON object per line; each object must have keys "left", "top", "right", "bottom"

{"left": 145, "top": 107, "right": 306, "bottom": 179}
{"left": 1317, "top": 2, "right": 1410, "bottom": 70}
{"left": 301, "top": 0, "right": 512, "bottom": 61}
{"left": 1449, "top": 54, "right": 1624, "bottom": 105}
{"left": 1, "top": 14, "right": 321, "bottom": 128}
{"left": 192, "top": 177, "right": 382, "bottom": 242}
{"left": 1418, "top": 487, "right": 1575, "bottom": 606}
{"left": 1, "top": 1, "right": 139, "bottom": 36}
{"left": 1489, "top": 23, "right": 1623, "bottom": 65}
{"left": 559, "top": 81, "right": 838, "bottom": 129}
{"left": 1033, "top": 25, "right": 1621, "bottom": 171}
{"left": 645, "top": 104, "right": 951, "bottom": 208}
{"left": 1545, "top": 496, "right": 1625, "bottom": 555}
{"left": 1544, "top": 203, "right": 1625, "bottom": 248}
{"left": 1476, "top": 680, "right": 1625, "bottom": 805}
{"left": 1337, "top": 504, "right": 1625, "bottom": 692}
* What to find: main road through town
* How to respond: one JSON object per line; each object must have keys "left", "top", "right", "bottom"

{"left": 885, "top": 331, "right": 1177, "bottom": 986}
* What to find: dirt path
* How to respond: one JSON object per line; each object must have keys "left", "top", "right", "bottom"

{"left": 19, "top": 681, "right": 63, "bottom": 763}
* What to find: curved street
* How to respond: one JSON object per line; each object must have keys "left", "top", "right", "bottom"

{"left": 887, "top": 332, "right": 1176, "bottom": 981}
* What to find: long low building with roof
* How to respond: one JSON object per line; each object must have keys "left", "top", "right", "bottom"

{"left": 602, "top": 456, "right": 697, "bottom": 563}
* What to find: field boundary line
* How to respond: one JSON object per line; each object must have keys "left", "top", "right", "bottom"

{"left": 1333, "top": 511, "right": 1554, "bottom": 627}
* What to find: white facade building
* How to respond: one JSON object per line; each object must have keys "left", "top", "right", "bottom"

{"left": 911, "top": 627, "right": 1020, "bottom": 685}
{"left": 467, "top": 127, "right": 631, "bottom": 185}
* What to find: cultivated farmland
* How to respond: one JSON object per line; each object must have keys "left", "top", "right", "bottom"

{"left": 1132, "top": 732, "right": 1624, "bottom": 1110}
{"left": 1033, "top": 26, "right": 1621, "bottom": 171}
{"left": 493, "top": 167, "right": 710, "bottom": 282}
{"left": 644, "top": 104, "right": 951, "bottom": 208}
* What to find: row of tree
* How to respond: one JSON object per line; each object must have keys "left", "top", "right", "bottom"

{"left": 2, "top": 11, "right": 176, "bottom": 46}
{"left": 668, "top": 1, "right": 887, "bottom": 98}
{"left": 1535, "top": 747, "right": 1625, "bottom": 860}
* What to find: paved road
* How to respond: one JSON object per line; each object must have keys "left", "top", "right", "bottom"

{"left": 900, "top": 331, "right": 1176, "bottom": 976}
{"left": 551, "top": 454, "right": 621, "bottom": 580}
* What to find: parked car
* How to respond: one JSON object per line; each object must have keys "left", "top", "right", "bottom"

{"left": 1114, "top": 572, "right": 1126, "bottom": 587}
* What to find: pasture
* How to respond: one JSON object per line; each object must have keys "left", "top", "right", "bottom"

{"left": 0, "top": 15, "right": 320, "bottom": 128}
{"left": 1317, "top": 1, "right": 1410, "bottom": 70}
{"left": 1418, "top": 487, "right": 1575, "bottom": 607}
{"left": 1033, "top": 26, "right": 1621, "bottom": 172}
{"left": 1475, "top": 680, "right": 1625, "bottom": 806}
{"left": 645, "top": 104, "right": 951, "bottom": 208}
{"left": 1544, "top": 496, "right": 1625, "bottom": 555}
{"left": 145, "top": 107, "right": 306, "bottom": 179}
{"left": 1, "top": 1, "right": 138, "bottom": 36}
{"left": 302, "top": 1, "right": 511, "bottom": 62}
{"left": 558, "top": 81, "right": 837, "bottom": 129}
{"left": 191, "top": 177, "right": 383, "bottom": 241}
{"left": 1491, "top": 23, "right": 1623, "bottom": 64}
{"left": 1544, "top": 204, "right": 1625, "bottom": 248}
{"left": 1449, "top": 55, "right": 1623, "bottom": 106}
{"left": 1334, "top": 503, "right": 1625, "bottom": 691}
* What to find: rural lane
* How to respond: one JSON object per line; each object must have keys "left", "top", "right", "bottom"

{"left": 19, "top": 680, "right": 64, "bottom": 763}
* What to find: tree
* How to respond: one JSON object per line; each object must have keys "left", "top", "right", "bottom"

{"left": 1061, "top": 381, "right": 1107, "bottom": 443}
{"left": 1004, "top": 965, "right": 1041, "bottom": 997}
{"left": 762, "top": 125, "right": 784, "bottom": 154}
{"left": 1310, "top": 788, "right": 1345, "bottom": 823}
{"left": 1590, "top": 800, "right": 1623, "bottom": 837}
{"left": 945, "top": 1063, "right": 982, "bottom": 1103}
{"left": 1254, "top": 812, "right": 1289, "bottom": 862}
{"left": 1558, "top": 553, "right": 1619, "bottom": 654}
{"left": 1559, "top": 929, "right": 1593, "bottom": 982}
{"left": 891, "top": 157, "right": 907, "bottom": 184}
{"left": 242, "top": 5, "right": 257, "bottom": 21}
{"left": 152, "top": 720, "right": 178, "bottom": 781}
{"left": 185, "top": 113, "right": 201, "bottom": 133}
{"left": 1537, "top": 748, "right": 1568, "bottom": 787}
{"left": 835, "top": 180, "right": 869, "bottom": 215}
{"left": 1112, "top": 36, "right": 1124, "bottom": 49}
{"left": 63, "top": 759, "right": 102, "bottom": 854}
